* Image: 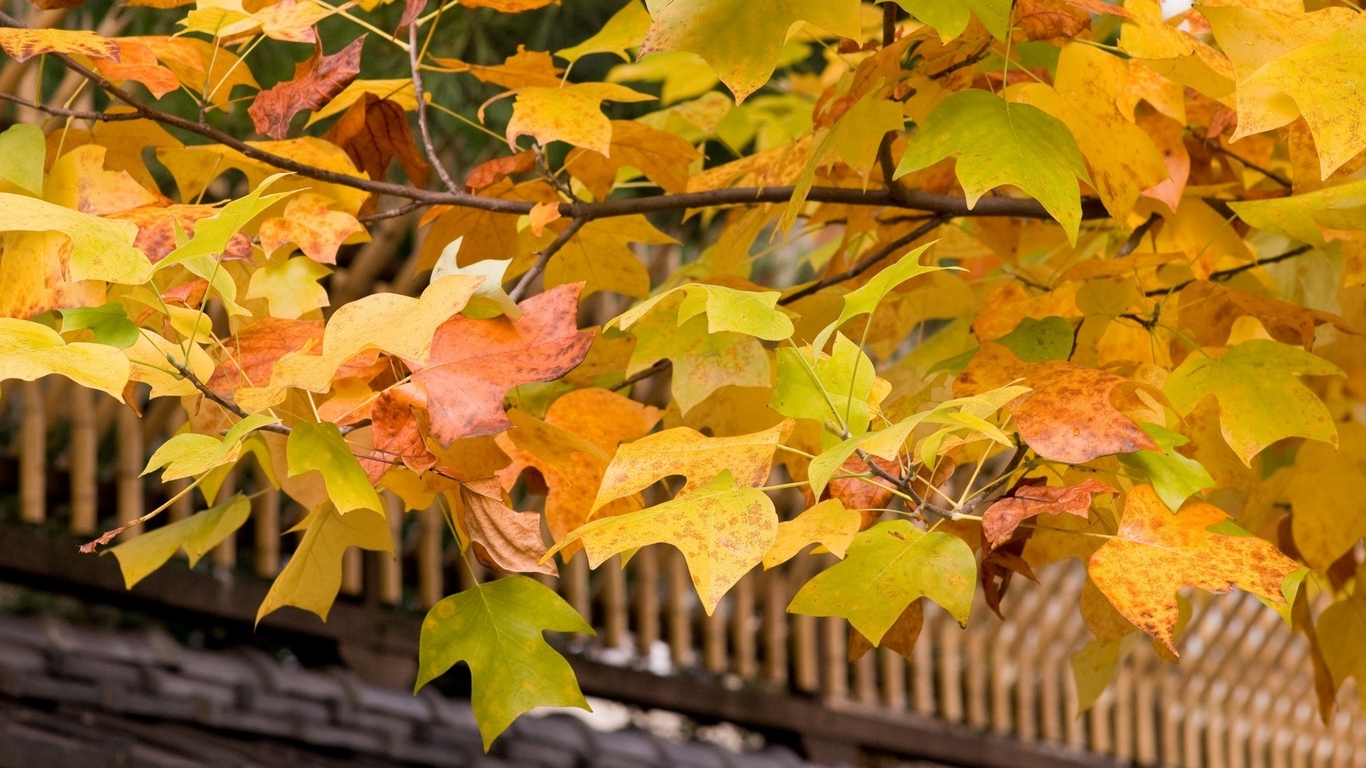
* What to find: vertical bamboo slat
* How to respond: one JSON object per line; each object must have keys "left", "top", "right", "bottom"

{"left": 211, "top": 471, "right": 236, "bottom": 568}
{"left": 418, "top": 503, "right": 444, "bottom": 609}
{"left": 704, "top": 603, "right": 727, "bottom": 675}
{"left": 116, "top": 405, "right": 143, "bottom": 539}
{"left": 602, "top": 556, "right": 627, "bottom": 649}
{"left": 761, "top": 568, "right": 787, "bottom": 685}
{"left": 667, "top": 549, "right": 692, "bottom": 667}
{"left": 730, "top": 572, "right": 755, "bottom": 679}
{"left": 821, "top": 616, "right": 846, "bottom": 701}
{"left": 254, "top": 484, "right": 280, "bottom": 578}
{"left": 379, "top": 493, "right": 403, "bottom": 605}
{"left": 634, "top": 547, "right": 660, "bottom": 658}
{"left": 19, "top": 380, "right": 45, "bottom": 524}
{"left": 68, "top": 386, "right": 96, "bottom": 534}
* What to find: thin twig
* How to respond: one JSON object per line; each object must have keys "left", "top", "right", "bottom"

{"left": 165, "top": 354, "right": 292, "bottom": 434}
{"left": 408, "top": 23, "right": 458, "bottom": 192}
{"left": 1117, "top": 212, "right": 1162, "bottom": 258}
{"left": 0, "top": 91, "right": 142, "bottom": 121}
{"left": 1198, "top": 135, "right": 1292, "bottom": 188}
{"left": 1142, "top": 244, "right": 1314, "bottom": 297}
{"left": 613, "top": 359, "right": 670, "bottom": 391}
{"left": 508, "top": 217, "right": 588, "bottom": 302}
{"left": 780, "top": 216, "right": 945, "bottom": 305}
{"left": 358, "top": 199, "right": 429, "bottom": 223}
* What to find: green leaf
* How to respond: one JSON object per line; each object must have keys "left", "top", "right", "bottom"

{"left": 995, "top": 316, "right": 1074, "bottom": 362}
{"left": 0, "top": 124, "right": 45, "bottom": 195}
{"left": 415, "top": 576, "right": 593, "bottom": 749}
{"left": 109, "top": 494, "right": 252, "bottom": 588}
{"left": 895, "top": 90, "right": 1090, "bottom": 243}
{"left": 557, "top": 0, "right": 652, "bottom": 63}
{"left": 625, "top": 310, "right": 771, "bottom": 414}
{"left": 1164, "top": 339, "right": 1343, "bottom": 465}
{"left": 61, "top": 303, "right": 141, "bottom": 349}
{"left": 550, "top": 471, "right": 778, "bottom": 614}
{"left": 144, "top": 413, "right": 279, "bottom": 482}
{"left": 257, "top": 501, "right": 395, "bottom": 624}
{"left": 0, "top": 317, "right": 131, "bottom": 399}
{"left": 158, "top": 173, "right": 293, "bottom": 271}
{"left": 811, "top": 242, "right": 938, "bottom": 354}
{"left": 772, "top": 333, "right": 881, "bottom": 437}
{"left": 891, "top": 0, "right": 1010, "bottom": 41}
{"left": 0, "top": 193, "right": 149, "bottom": 284}
{"left": 287, "top": 421, "right": 383, "bottom": 514}
{"left": 788, "top": 520, "right": 977, "bottom": 644}
{"left": 1071, "top": 636, "right": 1135, "bottom": 713}
{"left": 615, "top": 283, "right": 793, "bottom": 341}
{"left": 1117, "top": 423, "right": 1215, "bottom": 512}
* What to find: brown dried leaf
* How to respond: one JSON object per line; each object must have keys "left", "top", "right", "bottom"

{"left": 249, "top": 36, "right": 365, "bottom": 140}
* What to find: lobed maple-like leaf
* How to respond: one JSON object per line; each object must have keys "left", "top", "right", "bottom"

{"left": 548, "top": 471, "right": 778, "bottom": 614}
{"left": 1087, "top": 484, "right": 1301, "bottom": 654}
{"left": 411, "top": 283, "right": 594, "bottom": 445}
{"left": 257, "top": 501, "right": 394, "bottom": 624}
{"left": 788, "top": 520, "right": 977, "bottom": 646}
{"left": 415, "top": 577, "right": 591, "bottom": 750}
{"left": 955, "top": 343, "right": 1159, "bottom": 463}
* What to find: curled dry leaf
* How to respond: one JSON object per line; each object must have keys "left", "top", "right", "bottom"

{"left": 249, "top": 37, "right": 365, "bottom": 140}
{"left": 982, "top": 478, "right": 1117, "bottom": 549}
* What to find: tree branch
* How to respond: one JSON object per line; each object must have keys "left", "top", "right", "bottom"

{"left": 408, "top": 22, "right": 459, "bottom": 193}
{"left": 0, "top": 11, "right": 1111, "bottom": 226}
{"left": 780, "top": 216, "right": 945, "bottom": 305}
{"left": 508, "top": 216, "right": 588, "bottom": 302}
{"left": 165, "top": 354, "right": 292, "bottom": 435}
{"left": 1143, "top": 244, "right": 1314, "bottom": 297}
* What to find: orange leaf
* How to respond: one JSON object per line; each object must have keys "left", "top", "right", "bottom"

{"left": 0, "top": 28, "right": 118, "bottom": 61}
{"left": 1087, "top": 484, "right": 1300, "bottom": 654}
{"left": 982, "top": 479, "right": 1117, "bottom": 549}
{"left": 258, "top": 192, "right": 365, "bottom": 264}
{"left": 955, "top": 343, "right": 1160, "bottom": 463}
{"left": 412, "top": 282, "right": 596, "bottom": 445}
{"left": 465, "top": 151, "right": 536, "bottom": 191}
{"left": 248, "top": 37, "right": 364, "bottom": 140}
{"left": 93, "top": 40, "right": 180, "bottom": 98}
{"left": 528, "top": 201, "right": 562, "bottom": 237}
{"left": 109, "top": 204, "right": 253, "bottom": 263}
{"left": 323, "top": 93, "right": 431, "bottom": 194}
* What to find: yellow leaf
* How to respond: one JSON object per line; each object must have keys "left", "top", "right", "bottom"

{"left": 246, "top": 253, "right": 332, "bottom": 320}
{"left": 257, "top": 501, "right": 394, "bottom": 624}
{"left": 592, "top": 421, "right": 787, "bottom": 511}
{"left": 1087, "top": 484, "right": 1301, "bottom": 654}
{"left": 110, "top": 495, "right": 252, "bottom": 588}
{"left": 640, "top": 0, "right": 860, "bottom": 103}
{"left": 0, "top": 193, "right": 150, "bottom": 284}
{"left": 506, "top": 83, "right": 656, "bottom": 155}
{"left": 762, "top": 499, "right": 861, "bottom": 569}
{"left": 1013, "top": 44, "right": 1169, "bottom": 222}
{"left": 549, "top": 471, "right": 777, "bottom": 614}
{"left": 0, "top": 28, "right": 118, "bottom": 61}
{"left": 0, "top": 317, "right": 130, "bottom": 399}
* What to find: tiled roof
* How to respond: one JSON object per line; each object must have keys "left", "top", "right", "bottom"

{"left": 0, "top": 612, "right": 816, "bottom": 768}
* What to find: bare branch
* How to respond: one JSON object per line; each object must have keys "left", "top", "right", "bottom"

{"left": 780, "top": 216, "right": 945, "bottom": 306}
{"left": 408, "top": 22, "right": 459, "bottom": 193}
{"left": 508, "top": 217, "right": 589, "bottom": 302}
{"left": 1143, "top": 244, "right": 1314, "bottom": 297}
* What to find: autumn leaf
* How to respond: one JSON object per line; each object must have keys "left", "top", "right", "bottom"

{"left": 982, "top": 479, "right": 1115, "bottom": 549}
{"left": 897, "top": 90, "right": 1091, "bottom": 243}
{"left": 1164, "top": 339, "right": 1342, "bottom": 466}
{"left": 257, "top": 501, "right": 394, "bottom": 623}
{"left": 955, "top": 343, "right": 1159, "bottom": 463}
{"left": 1284, "top": 422, "right": 1366, "bottom": 572}
{"left": 788, "top": 520, "right": 977, "bottom": 645}
{"left": 549, "top": 471, "right": 778, "bottom": 614}
{"left": 1117, "top": 423, "right": 1215, "bottom": 513}
{"left": 287, "top": 421, "right": 383, "bottom": 514}
{"left": 110, "top": 495, "right": 252, "bottom": 588}
{"left": 892, "top": 0, "right": 1010, "bottom": 41}
{"left": 591, "top": 421, "right": 787, "bottom": 511}
{"left": 456, "top": 477, "right": 555, "bottom": 576}
{"left": 144, "top": 414, "right": 278, "bottom": 482}
{"left": 0, "top": 28, "right": 118, "bottom": 61}
{"left": 0, "top": 317, "right": 131, "bottom": 399}
{"left": 640, "top": 0, "right": 861, "bottom": 102}
{"left": 411, "top": 283, "right": 595, "bottom": 445}
{"left": 415, "top": 576, "right": 591, "bottom": 750}
{"left": 258, "top": 192, "right": 365, "bottom": 263}
{"left": 505, "top": 83, "right": 655, "bottom": 156}
{"left": 322, "top": 92, "right": 431, "bottom": 192}
{"left": 762, "top": 499, "right": 862, "bottom": 569}
{"left": 249, "top": 37, "right": 365, "bottom": 140}
{"left": 1087, "top": 484, "right": 1301, "bottom": 654}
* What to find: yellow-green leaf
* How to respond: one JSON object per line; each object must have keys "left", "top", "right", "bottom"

{"left": 110, "top": 495, "right": 252, "bottom": 588}
{"left": 762, "top": 499, "right": 862, "bottom": 569}
{"left": 257, "top": 501, "right": 394, "bottom": 624}
{"left": 415, "top": 576, "right": 592, "bottom": 750}
{"left": 287, "top": 421, "right": 383, "bottom": 514}
{"left": 0, "top": 318, "right": 131, "bottom": 400}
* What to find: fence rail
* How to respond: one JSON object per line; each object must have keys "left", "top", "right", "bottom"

{"left": 2, "top": 376, "right": 1362, "bottom": 768}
